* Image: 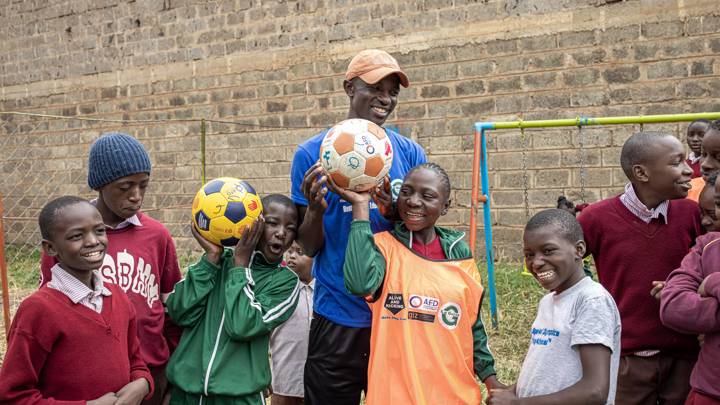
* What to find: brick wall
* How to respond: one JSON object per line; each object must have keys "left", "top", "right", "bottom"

{"left": 1, "top": 0, "right": 719, "bottom": 260}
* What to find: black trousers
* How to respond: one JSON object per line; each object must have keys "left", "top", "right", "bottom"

{"left": 303, "top": 312, "right": 370, "bottom": 405}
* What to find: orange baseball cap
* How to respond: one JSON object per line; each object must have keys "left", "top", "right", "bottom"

{"left": 345, "top": 49, "right": 410, "bottom": 88}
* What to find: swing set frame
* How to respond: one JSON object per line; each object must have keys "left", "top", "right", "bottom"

{"left": 470, "top": 112, "right": 720, "bottom": 329}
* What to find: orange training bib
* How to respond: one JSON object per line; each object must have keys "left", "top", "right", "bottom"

{"left": 365, "top": 231, "right": 484, "bottom": 405}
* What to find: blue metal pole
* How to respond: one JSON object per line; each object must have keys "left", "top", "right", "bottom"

{"left": 479, "top": 126, "right": 498, "bottom": 328}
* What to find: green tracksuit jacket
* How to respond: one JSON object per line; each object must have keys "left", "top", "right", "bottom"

{"left": 343, "top": 221, "right": 498, "bottom": 381}
{"left": 166, "top": 249, "right": 300, "bottom": 404}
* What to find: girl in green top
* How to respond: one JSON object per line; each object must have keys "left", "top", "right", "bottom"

{"left": 334, "top": 163, "right": 505, "bottom": 402}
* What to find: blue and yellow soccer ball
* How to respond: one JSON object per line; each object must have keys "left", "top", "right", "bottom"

{"left": 192, "top": 177, "right": 263, "bottom": 247}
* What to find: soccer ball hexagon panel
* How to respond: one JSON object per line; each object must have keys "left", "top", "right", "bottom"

{"left": 319, "top": 118, "right": 394, "bottom": 191}
{"left": 192, "top": 177, "right": 263, "bottom": 247}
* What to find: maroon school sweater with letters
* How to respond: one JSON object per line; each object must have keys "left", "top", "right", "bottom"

{"left": 578, "top": 196, "right": 702, "bottom": 356}
{"left": 39, "top": 211, "right": 182, "bottom": 368}
{"left": 0, "top": 285, "right": 153, "bottom": 403}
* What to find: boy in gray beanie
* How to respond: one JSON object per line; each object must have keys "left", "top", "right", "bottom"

{"left": 39, "top": 131, "right": 183, "bottom": 405}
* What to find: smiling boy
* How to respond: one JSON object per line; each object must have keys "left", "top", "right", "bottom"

{"left": 39, "top": 132, "right": 182, "bottom": 405}
{"left": 290, "top": 49, "right": 427, "bottom": 404}
{"left": 578, "top": 132, "right": 703, "bottom": 405}
{"left": 0, "top": 196, "right": 153, "bottom": 404}
{"left": 489, "top": 209, "right": 620, "bottom": 405}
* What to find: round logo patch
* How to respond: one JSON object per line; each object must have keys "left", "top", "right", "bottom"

{"left": 439, "top": 302, "right": 461, "bottom": 330}
{"left": 390, "top": 178, "right": 403, "bottom": 202}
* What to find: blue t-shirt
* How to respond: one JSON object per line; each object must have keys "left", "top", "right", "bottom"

{"left": 291, "top": 128, "right": 427, "bottom": 327}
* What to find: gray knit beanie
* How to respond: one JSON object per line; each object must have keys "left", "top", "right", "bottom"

{"left": 88, "top": 132, "right": 152, "bottom": 190}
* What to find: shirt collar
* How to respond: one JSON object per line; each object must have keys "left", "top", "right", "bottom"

{"left": 688, "top": 152, "right": 701, "bottom": 164}
{"left": 619, "top": 183, "right": 669, "bottom": 224}
{"left": 89, "top": 198, "right": 143, "bottom": 229}
{"left": 47, "top": 264, "right": 112, "bottom": 304}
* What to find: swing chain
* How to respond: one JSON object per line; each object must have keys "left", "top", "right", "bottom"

{"left": 578, "top": 121, "right": 587, "bottom": 204}
{"left": 520, "top": 125, "right": 533, "bottom": 277}
{"left": 520, "top": 126, "right": 530, "bottom": 219}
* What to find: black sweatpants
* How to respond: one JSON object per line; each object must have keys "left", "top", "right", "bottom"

{"left": 303, "top": 312, "right": 370, "bottom": 405}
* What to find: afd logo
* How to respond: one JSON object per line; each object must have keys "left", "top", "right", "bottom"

{"left": 408, "top": 295, "right": 440, "bottom": 312}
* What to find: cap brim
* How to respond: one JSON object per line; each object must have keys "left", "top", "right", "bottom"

{"left": 359, "top": 67, "right": 410, "bottom": 88}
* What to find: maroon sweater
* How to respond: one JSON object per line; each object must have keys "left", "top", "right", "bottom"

{"left": 578, "top": 196, "right": 702, "bottom": 356}
{"left": 39, "top": 212, "right": 182, "bottom": 368}
{"left": 661, "top": 232, "right": 720, "bottom": 399}
{"left": 0, "top": 285, "right": 153, "bottom": 404}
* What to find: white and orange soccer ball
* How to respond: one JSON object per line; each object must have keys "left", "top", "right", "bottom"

{"left": 191, "top": 177, "right": 263, "bottom": 247}
{"left": 319, "top": 118, "right": 394, "bottom": 191}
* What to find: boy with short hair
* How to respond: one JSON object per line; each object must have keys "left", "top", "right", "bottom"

{"left": 39, "top": 132, "right": 182, "bottom": 405}
{"left": 0, "top": 196, "right": 153, "bottom": 404}
{"left": 698, "top": 179, "right": 720, "bottom": 232}
{"left": 489, "top": 209, "right": 621, "bottom": 405}
{"left": 699, "top": 121, "right": 720, "bottom": 179}
{"left": 687, "top": 120, "right": 717, "bottom": 202}
{"left": 556, "top": 196, "right": 593, "bottom": 279}
{"left": 166, "top": 194, "right": 301, "bottom": 404}
{"left": 269, "top": 241, "right": 314, "bottom": 405}
{"left": 660, "top": 172, "right": 720, "bottom": 404}
{"left": 578, "top": 132, "right": 703, "bottom": 405}
{"left": 686, "top": 119, "right": 710, "bottom": 179}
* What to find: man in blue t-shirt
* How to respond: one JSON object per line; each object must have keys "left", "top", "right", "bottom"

{"left": 291, "top": 49, "right": 426, "bottom": 405}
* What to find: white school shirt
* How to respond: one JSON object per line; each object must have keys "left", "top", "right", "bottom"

{"left": 269, "top": 279, "right": 314, "bottom": 397}
{"left": 47, "top": 264, "right": 112, "bottom": 313}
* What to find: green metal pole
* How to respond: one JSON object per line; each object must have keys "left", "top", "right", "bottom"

{"left": 201, "top": 119, "right": 206, "bottom": 184}
{"left": 482, "top": 112, "right": 720, "bottom": 130}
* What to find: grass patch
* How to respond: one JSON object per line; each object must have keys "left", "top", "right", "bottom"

{"left": 4, "top": 245, "right": 41, "bottom": 290}
{"left": 1, "top": 246, "right": 43, "bottom": 367}
{"left": 481, "top": 262, "right": 545, "bottom": 384}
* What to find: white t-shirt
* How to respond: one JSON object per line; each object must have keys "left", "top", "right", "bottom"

{"left": 270, "top": 280, "right": 314, "bottom": 397}
{"left": 516, "top": 276, "right": 621, "bottom": 404}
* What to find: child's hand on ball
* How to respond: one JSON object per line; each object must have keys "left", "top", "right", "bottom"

{"left": 191, "top": 222, "right": 223, "bottom": 264}
{"left": 326, "top": 175, "right": 372, "bottom": 221}
{"left": 234, "top": 218, "right": 265, "bottom": 268}
{"left": 326, "top": 174, "right": 371, "bottom": 205}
